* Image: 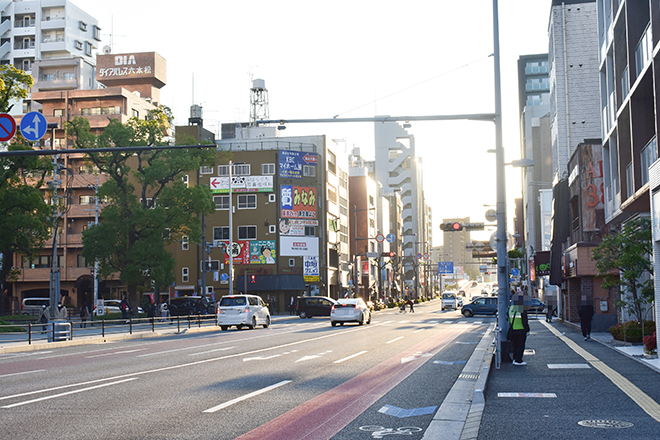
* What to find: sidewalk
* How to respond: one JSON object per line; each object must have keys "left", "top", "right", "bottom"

{"left": 476, "top": 319, "right": 660, "bottom": 439}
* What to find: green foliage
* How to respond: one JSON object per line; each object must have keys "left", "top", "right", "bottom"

{"left": 592, "top": 217, "right": 654, "bottom": 323}
{"left": 67, "top": 108, "right": 219, "bottom": 310}
{"left": 609, "top": 321, "right": 655, "bottom": 343}
{"left": 0, "top": 65, "right": 33, "bottom": 113}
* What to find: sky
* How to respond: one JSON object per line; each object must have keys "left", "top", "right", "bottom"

{"left": 73, "top": 0, "right": 552, "bottom": 247}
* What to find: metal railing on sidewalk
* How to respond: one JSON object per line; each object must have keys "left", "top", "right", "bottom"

{"left": 0, "top": 314, "right": 220, "bottom": 345}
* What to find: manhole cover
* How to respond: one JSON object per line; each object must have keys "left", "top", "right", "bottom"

{"left": 577, "top": 420, "right": 634, "bottom": 429}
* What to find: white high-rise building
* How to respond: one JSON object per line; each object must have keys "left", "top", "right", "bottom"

{"left": 0, "top": 0, "right": 101, "bottom": 113}
{"left": 373, "top": 120, "right": 429, "bottom": 294}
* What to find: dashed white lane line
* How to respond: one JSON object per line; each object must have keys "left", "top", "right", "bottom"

{"left": 387, "top": 337, "right": 404, "bottom": 344}
{"left": 203, "top": 380, "right": 292, "bottom": 413}
{"left": 0, "top": 370, "right": 44, "bottom": 378}
{"left": 334, "top": 351, "right": 368, "bottom": 364}
{"left": 1, "top": 378, "right": 137, "bottom": 408}
{"left": 190, "top": 346, "right": 236, "bottom": 356}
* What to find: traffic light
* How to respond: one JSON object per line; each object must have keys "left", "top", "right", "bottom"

{"left": 388, "top": 251, "right": 396, "bottom": 258}
{"left": 380, "top": 251, "right": 397, "bottom": 258}
{"left": 250, "top": 274, "right": 256, "bottom": 284}
{"left": 440, "top": 222, "right": 463, "bottom": 231}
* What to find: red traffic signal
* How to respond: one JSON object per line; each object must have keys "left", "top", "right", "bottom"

{"left": 250, "top": 274, "right": 256, "bottom": 283}
{"left": 389, "top": 251, "right": 396, "bottom": 258}
{"left": 440, "top": 222, "right": 463, "bottom": 231}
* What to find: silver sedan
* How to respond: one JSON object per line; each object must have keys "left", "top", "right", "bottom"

{"left": 330, "top": 298, "right": 372, "bottom": 326}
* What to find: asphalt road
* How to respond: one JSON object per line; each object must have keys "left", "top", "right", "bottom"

{"left": 0, "top": 301, "right": 494, "bottom": 440}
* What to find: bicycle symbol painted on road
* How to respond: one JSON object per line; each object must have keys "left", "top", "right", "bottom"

{"left": 359, "top": 425, "right": 422, "bottom": 438}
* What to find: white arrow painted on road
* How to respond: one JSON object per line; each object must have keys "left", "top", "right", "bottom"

{"left": 296, "top": 350, "right": 332, "bottom": 362}
{"left": 401, "top": 352, "right": 432, "bottom": 364}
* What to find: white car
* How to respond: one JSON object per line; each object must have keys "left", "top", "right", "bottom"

{"left": 442, "top": 292, "right": 458, "bottom": 310}
{"left": 330, "top": 298, "right": 371, "bottom": 326}
{"left": 94, "top": 300, "right": 144, "bottom": 316}
{"left": 217, "top": 294, "right": 271, "bottom": 330}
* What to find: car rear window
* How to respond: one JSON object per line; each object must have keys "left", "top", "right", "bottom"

{"left": 220, "top": 297, "right": 247, "bottom": 307}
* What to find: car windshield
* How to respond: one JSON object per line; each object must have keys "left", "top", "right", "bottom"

{"left": 443, "top": 294, "right": 456, "bottom": 299}
{"left": 220, "top": 297, "right": 247, "bottom": 307}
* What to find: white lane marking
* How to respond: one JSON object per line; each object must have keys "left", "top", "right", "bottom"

{"left": 547, "top": 363, "right": 591, "bottom": 369}
{"left": 0, "top": 322, "right": 381, "bottom": 403}
{"left": 443, "top": 320, "right": 453, "bottom": 324}
{"left": 203, "top": 380, "right": 292, "bottom": 413}
{"left": 296, "top": 350, "right": 332, "bottom": 363}
{"left": 0, "top": 370, "right": 44, "bottom": 378}
{"left": 1, "top": 378, "right": 137, "bottom": 408}
{"left": 400, "top": 320, "right": 410, "bottom": 323}
{"left": 414, "top": 328, "right": 426, "bottom": 333}
{"left": 401, "top": 352, "right": 432, "bottom": 364}
{"left": 86, "top": 348, "right": 145, "bottom": 358}
{"left": 498, "top": 392, "right": 557, "bottom": 398}
{"left": 244, "top": 354, "right": 282, "bottom": 362}
{"left": 386, "top": 337, "right": 404, "bottom": 344}
{"left": 190, "top": 346, "right": 236, "bottom": 356}
{"left": 333, "top": 351, "right": 368, "bottom": 364}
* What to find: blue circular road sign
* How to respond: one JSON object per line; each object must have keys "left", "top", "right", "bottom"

{"left": 0, "top": 113, "right": 16, "bottom": 142}
{"left": 20, "top": 111, "right": 48, "bottom": 142}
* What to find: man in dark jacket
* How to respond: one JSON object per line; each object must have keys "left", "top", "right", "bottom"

{"left": 578, "top": 295, "right": 595, "bottom": 340}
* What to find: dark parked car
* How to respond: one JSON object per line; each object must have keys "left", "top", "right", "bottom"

{"left": 527, "top": 298, "right": 546, "bottom": 314}
{"left": 295, "top": 296, "right": 337, "bottom": 318}
{"left": 168, "top": 296, "right": 213, "bottom": 316}
{"left": 461, "top": 296, "right": 498, "bottom": 317}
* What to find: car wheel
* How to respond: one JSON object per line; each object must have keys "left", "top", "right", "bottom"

{"left": 359, "top": 314, "right": 364, "bottom": 325}
{"left": 339, "top": 322, "right": 344, "bottom": 326}
{"left": 331, "top": 321, "right": 337, "bottom": 327}
{"left": 220, "top": 325, "right": 228, "bottom": 331}
{"left": 367, "top": 314, "right": 372, "bottom": 324}
{"left": 249, "top": 317, "right": 257, "bottom": 330}
{"left": 237, "top": 325, "right": 243, "bottom": 330}
{"left": 299, "top": 311, "right": 307, "bottom": 319}
{"left": 462, "top": 309, "right": 473, "bottom": 318}
{"left": 263, "top": 316, "right": 270, "bottom": 328}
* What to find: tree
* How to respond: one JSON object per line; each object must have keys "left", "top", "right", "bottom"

{"left": 0, "top": 66, "right": 50, "bottom": 314}
{"left": 70, "top": 108, "right": 218, "bottom": 313}
{"left": 592, "top": 217, "right": 654, "bottom": 323}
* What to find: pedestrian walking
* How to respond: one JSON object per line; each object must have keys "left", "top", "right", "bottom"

{"left": 508, "top": 294, "right": 530, "bottom": 366}
{"left": 120, "top": 297, "right": 129, "bottom": 321}
{"left": 406, "top": 296, "right": 414, "bottom": 313}
{"left": 159, "top": 303, "right": 168, "bottom": 322}
{"left": 39, "top": 304, "right": 49, "bottom": 333}
{"left": 578, "top": 295, "right": 595, "bottom": 340}
{"left": 289, "top": 296, "right": 296, "bottom": 315}
{"left": 546, "top": 305, "right": 554, "bottom": 323}
{"left": 79, "top": 302, "right": 90, "bottom": 328}
{"left": 56, "top": 302, "right": 67, "bottom": 320}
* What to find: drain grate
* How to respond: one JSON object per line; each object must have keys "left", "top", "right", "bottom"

{"left": 577, "top": 420, "right": 634, "bottom": 429}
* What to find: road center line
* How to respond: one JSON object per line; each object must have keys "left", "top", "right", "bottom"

{"left": 1, "top": 378, "right": 137, "bottom": 408}
{"left": 0, "top": 370, "right": 44, "bottom": 378}
{"left": 203, "top": 380, "right": 292, "bottom": 413}
{"left": 333, "top": 351, "right": 367, "bottom": 364}
{"left": 386, "top": 337, "right": 404, "bottom": 344}
{"left": 541, "top": 321, "right": 660, "bottom": 422}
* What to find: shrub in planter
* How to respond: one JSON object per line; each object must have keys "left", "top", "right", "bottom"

{"left": 609, "top": 321, "right": 656, "bottom": 343}
{"left": 644, "top": 332, "right": 657, "bottom": 353}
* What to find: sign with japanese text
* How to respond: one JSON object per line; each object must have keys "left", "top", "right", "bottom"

{"left": 280, "top": 185, "right": 317, "bottom": 219}
{"left": 209, "top": 175, "right": 273, "bottom": 193}
{"left": 279, "top": 150, "right": 317, "bottom": 179}
{"left": 303, "top": 256, "right": 320, "bottom": 282}
{"left": 278, "top": 218, "right": 318, "bottom": 236}
{"left": 279, "top": 236, "right": 319, "bottom": 257}
{"left": 249, "top": 240, "right": 276, "bottom": 264}
{"left": 217, "top": 240, "right": 251, "bottom": 264}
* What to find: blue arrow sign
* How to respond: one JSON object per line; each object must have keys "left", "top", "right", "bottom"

{"left": 385, "top": 233, "right": 396, "bottom": 243}
{"left": 20, "top": 111, "right": 48, "bottom": 142}
{"left": 438, "top": 261, "right": 454, "bottom": 274}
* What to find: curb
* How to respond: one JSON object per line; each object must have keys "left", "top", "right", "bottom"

{"left": 422, "top": 322, "right": 496, "bottom": 440}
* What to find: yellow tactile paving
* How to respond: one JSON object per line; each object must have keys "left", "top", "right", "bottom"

{"left": 541, "top": 321, "right": 660, "bottom": 423}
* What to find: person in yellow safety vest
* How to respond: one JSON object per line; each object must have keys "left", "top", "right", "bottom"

{"left": 508, "top": 294, "right": 530, "bottom": 366}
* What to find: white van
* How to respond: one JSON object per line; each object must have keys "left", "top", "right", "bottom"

{"left": 21, "top": 298, "right": 50, "bottom": 316}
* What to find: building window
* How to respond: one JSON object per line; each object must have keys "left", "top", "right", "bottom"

{"left": 213, "top": 195, "right": 229, "bottom": 210}
{"left": 140, "top": 198, "right": 154, "bottom": 208}
{"left": 328, "top": 185, "right": 337, "bottom": 203}
{"left": 77, "top": 255, "right": 90, "bottom": 268}
{"left": 132, "top": 109, "right": 139, "bottom": 118}
{"left": 304, "top": 226, "right": 316, "bottom": 236}
{"left": 182, "top": 267, "right": 189, "bottom": 283}
{"left": 262, "top": 163, "right": 275, "bottom": 175}
{"left": 237, "top": 194, "right": 256, "bottom": 209}
{"left": 79, "top": 20, "right": 87, "bottom": 31}
{"left": 53, "top": 109, "right": 64, "bottom": 116}
{"left": 641, "top": 137, "right": 657, "bottom": 186}
{"left": 182, "top": 175, "right": 189, "bottom": 187}
{"left": 327, "top": 151, "right": 336, "bottom": 174}
{"left": 233, "top": 163, "right": 250, "bottom": 175}
{"left": 635, "top": 25, "right": 652, "bottom": 77}
{"left": 289, "top": 258, "right": 295, "bottom": 267}
{"left": 22, "top": 255, "right": 52, "bottom": 269}
{"left": 200, "top": 166, "right": 213, "bottom": 174}
{"left": 182, "top": 236, "right": 189, "bottom": 251}
{"left": 93, "top": 25, "right": 101, "bottom": 40}
{"left": 84, "top": 41, "right": 92, "bottom": 56}
{"left": 79, "top": 195, "right": 94, "bottom": 205}
{"left": 213, "top": 226, "right": 230, "bottom": 241}
{"left": 238, "top": 225, "right": 257, "bottom": 240}
{"left": 269, "top": 224, "right": 276, "bottom": 234}
{"left": 303, "top": 165, "right": 316, "bottom": 177}
{"left": 218, "top": 165, "right": 229, "bottom": 176}
{"left": 268, "top": 193, "right": 276, "bottom": 203}
{"left": 626, "top": 163, "right": 634, "bottom": 199}
{"left": 75, "top": 40, "right": 83, "bottom": 50}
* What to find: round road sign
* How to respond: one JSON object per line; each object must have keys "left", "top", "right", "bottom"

{"left": 0, "top": 113, "right": 17, "bottom": 142}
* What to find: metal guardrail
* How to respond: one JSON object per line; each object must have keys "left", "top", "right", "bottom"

{"left": 0, "top": 314, "right": 219, "bottom": 345}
